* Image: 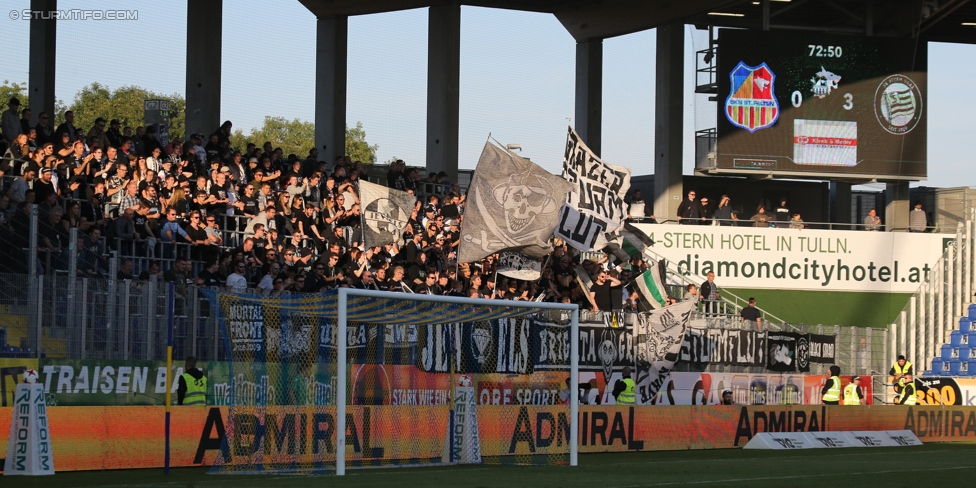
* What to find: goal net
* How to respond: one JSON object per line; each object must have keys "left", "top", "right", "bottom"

{"left": 203, "top": 288, "right": 579, "bottom": 475}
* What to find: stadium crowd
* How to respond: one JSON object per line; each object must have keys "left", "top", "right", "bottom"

{"left": 0, "top": 97, "right": 654, "bottom": 312}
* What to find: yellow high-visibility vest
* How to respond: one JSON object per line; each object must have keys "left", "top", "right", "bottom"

{"left": 822, "top": 376, "right": 841, "bottom": 402}
{"left": 181, "top": 372, "right": 207, "bottom": 406}
{"left": 617, "top": 378, "right": 636, "bottom": 405}
{"left": 893, "top": 361, "right": 913, "bottom": 375}
{"left": 843, "top": 383, "right": 860, "bottom": 405}
{"left": 899, "top": 383, "right": 917, "bottom": 406}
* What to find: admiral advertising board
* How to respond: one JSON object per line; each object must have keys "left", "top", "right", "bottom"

{"left": 7, "top": 405, "right": 976, "bottom": 471}
{"left": 713, "top": 29, "right": 926, "bottom": 180}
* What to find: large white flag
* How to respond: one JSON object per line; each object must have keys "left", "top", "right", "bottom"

{"left": 634, "top": 299, "right": 696, "bottom": 404}
{"left": 458, "top": 142, "right": 571, "bottom": 263}
{"left": 555, "top": 126, "right": 632, "bottom": 252}
{"left": 359, "top": 180, "right": 417, "bottom": 249}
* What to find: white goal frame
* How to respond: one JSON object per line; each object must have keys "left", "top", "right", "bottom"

{"left": 336, "top": 288, "right": 580, "bottom": 475}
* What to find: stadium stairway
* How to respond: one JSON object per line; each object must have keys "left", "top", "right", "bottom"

{"left": 926, "top": 304, "right": 976, "bottom": 376}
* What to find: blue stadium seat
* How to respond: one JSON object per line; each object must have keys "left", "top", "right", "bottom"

{"left": 951, "top": 330, "right": 962, "bottom": 346}
{"left": 948, "top": 359, "right": 963, "bottom": 376}
{"left": 967, "top": 360, "right": 976, "bottom": 377}
{"left": 930, "top": 358, "right": 945, "bottom": 375}
{"left": 956, "top": 346, "right": 971, "bottom": 360}
{"left": 969, "top": 304, "right": 976, "bottom": 321}
{"left": 960, "top": 317, "right": 972, "bottom": 334}
{"left": 942, "top": 344, "right": 954, "bottom": 360}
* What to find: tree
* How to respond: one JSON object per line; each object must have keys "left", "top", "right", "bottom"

{"left": 1, "top": 80, "right": 68, "bottom": 126}
{"left": 230, "top": 118, "right": 378, "bottom": 164}
{"left": 346, "top": 121, "right": 378, "bottom": 164}
{"left": 230, "top": 116, "right": 315, "bottom": 158}
{"left": 67, "top": 82, "right": 186, "bottom": 139}
{"left": 0, "top": 80, "right": 28, "bottom": 111}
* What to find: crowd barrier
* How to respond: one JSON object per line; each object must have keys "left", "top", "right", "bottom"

{"left": 1, "top": 404, "right": 974, "bottom": 472}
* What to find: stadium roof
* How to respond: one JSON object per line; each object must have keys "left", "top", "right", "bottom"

{"left": 299, "top": 0, "right": 976, "bottom": 45}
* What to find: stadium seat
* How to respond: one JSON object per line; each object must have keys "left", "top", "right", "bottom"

{"left": 930, "top": 358, "right": 945, "bottom": 375}
{"left": 942, "top": 344, "right": 954, "bottom": 360}
{"left": 969, "top": 304, "right": 976, "bottom": 321}
{"left": 960, "top": 317, "right": 972, "bottom": 334}
{"left": 950, "top": 330, "right": 962, "bottom": 346}
{"left": 968, "top": 332, "right": 976, "bottom": 349}
{"left": 968, "top": 360, "right": 976, "bottom": 377}
{"left": 948, "top": 359, "right": 963, "bottom": 376}
{"left": 955, "top": 346, "right": 970, "bottom": 360}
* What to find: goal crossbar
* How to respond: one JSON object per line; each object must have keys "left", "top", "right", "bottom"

{"left": 335, "top": 288, "right": 580, "bottom": 475}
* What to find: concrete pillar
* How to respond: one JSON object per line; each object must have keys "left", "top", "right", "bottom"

{"left": 315, "top": 16, "right": 348, "bottom": 162}
{"left": 426, "top": 2, "right": 461, "bottom": 184}
{"left": 653, "top": 25, "right": 685, "bottom": 223}
{"left": 886, "top": 182, "right": 910, "bottom": 232}
{"left": 830, "top": 181, "right": 852, "bottom": 226}
{"left": 575, "top": 39, "right": 602, "bottom": 156}
{"left": 29, "top": 0, "right": 57, "bottom": 126}
{"left": 185, "top": 0, "right": 222, "bottom": 138}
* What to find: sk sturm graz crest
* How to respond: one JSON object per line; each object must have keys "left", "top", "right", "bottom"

{"left": 726, "top": 62, "right": 779, "bottom": 132}
{"left": 797, "top": 335, "right": 810, "bottom": 371}
{"left": 874, "top": 74, "right": 922, "bottom": 135}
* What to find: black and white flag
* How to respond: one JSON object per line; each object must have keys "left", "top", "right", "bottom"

{"left": 767, "top": 332, "right": 800, "bottom": 372}
{"left": 359, "top": 180, "right": 416, "bottom": 249}
{"left": 556, "top": 126, "right": 632, "bottom": 252}
{"left": 459, "top": 141, "right": 572, "bottom": 263}
{"left": 634, "top": 299, "right": 696, "bottom": 404}
{"left": 497, "top": 252, "right": 542, "bottom": 281}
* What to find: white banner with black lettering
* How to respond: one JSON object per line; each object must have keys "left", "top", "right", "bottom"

{"left": 556, "top": 126, "right": 631, "bottom": 251}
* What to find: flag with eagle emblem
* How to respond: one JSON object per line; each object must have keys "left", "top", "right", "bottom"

{"left": 633, "top": 299, "right": 697, "bottom": 404}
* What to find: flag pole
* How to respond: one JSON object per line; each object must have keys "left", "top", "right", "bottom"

{"left": 164, "top": 281, "right": 174, "bottom": 475}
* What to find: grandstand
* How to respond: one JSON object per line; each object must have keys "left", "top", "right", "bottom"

{"left": 2, "top": 0, "right": 976, "bottom": 482}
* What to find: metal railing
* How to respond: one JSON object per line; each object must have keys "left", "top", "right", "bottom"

{"left": 0, "top": 273, "right": 221, "bottom": 362}
{"left": 657, "top": 218, "right": 946, "bottom": 233}
{"left": 890, "top": 207, "right": 976, "bottom": 378}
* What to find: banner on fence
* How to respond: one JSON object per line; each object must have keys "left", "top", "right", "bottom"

{"left": 679, "top": 329, "right": 767, "bottom": 367}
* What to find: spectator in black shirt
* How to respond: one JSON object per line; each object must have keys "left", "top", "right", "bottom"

{"left": 33, "top": 167, "right": 57, "bottom": 204}
{"left": 589, "top": 269, "right": 622, "bottom": 312}
{"left": 740, "top": 297, "right": 763, "bottom": 330}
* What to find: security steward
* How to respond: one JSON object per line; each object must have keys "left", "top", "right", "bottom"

{"left": 613, "top": 366, "right": 636, "bottom": 405}
{"left": 843, "top": 375, "right": 864, "bottom": 405}
{"left": 177, "top": 356, "right": 207, "bottom": 406}
{"left": 889, "top": 355, "right": 913, "bottom": 383}
{"left": 895, "top": 375, "right": 918, "bottom": 405}
{"left": 821, "top": 365, "right": 842, "bottom": 405}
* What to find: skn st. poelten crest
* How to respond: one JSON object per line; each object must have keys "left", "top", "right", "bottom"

{"left": 725, "top": 61, "right": 779, "bottom": 132}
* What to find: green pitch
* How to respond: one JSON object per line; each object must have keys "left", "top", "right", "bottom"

{"left": 37, "top": 443, "right": 976, "bottom": 488}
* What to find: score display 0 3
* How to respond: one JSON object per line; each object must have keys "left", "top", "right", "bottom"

{"left": 714, "top": 30, "right": 926, "bottom": 180}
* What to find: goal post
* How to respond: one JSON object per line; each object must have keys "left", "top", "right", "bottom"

{"left": 336, "top": 288, "right": 579, "bottom": 475}
{"left": 205, "top": 287, "right": 579, "bottom": 476}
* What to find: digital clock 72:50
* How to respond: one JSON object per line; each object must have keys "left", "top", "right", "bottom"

{"left": 808, "top": 45, "right": 842, "bottom": 58}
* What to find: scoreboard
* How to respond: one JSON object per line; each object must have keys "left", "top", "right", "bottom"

{"left": 713, "top": 29, "right": 927, "bottom": 181}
